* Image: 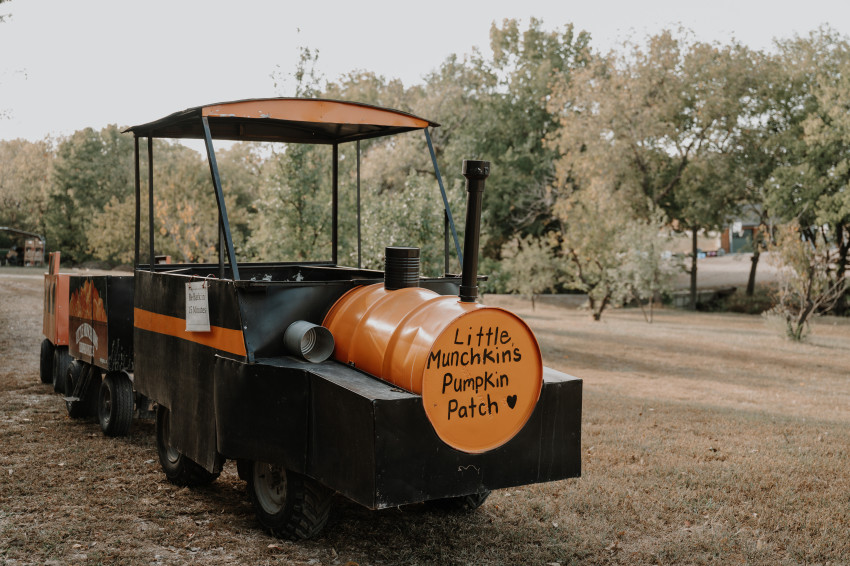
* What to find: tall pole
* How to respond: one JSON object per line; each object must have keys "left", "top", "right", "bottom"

{"left": 459, "top": 160, "right": 490, "bottom": 303}
{"left": 332, "top": 143, "right": 339, "bottom": 265}
{"left": 134, "top": 137, "right": 140, "bottom": 269}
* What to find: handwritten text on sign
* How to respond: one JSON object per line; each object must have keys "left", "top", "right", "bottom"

{"left": 185, "top": 281, "right": 210, "bottom": 332}
{"left": 421, "top": 309, "right": 542, "bottom": 453}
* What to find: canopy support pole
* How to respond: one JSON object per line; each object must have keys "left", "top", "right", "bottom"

{"left": 357, "top": 140, "right": 362, "bottom": 269}
{"left": 202, "top": 117, "right": 240, "bottom": 281}
{"left": 332, "top": 143, "right": 339, "bottom": 265}
{"left": 148, "top": 138, "right": 155, "bottom": 272}
{"left": 133, "top": 137, "right": 140, "bottom": 269}
{"left": 424, "top": 128, "right": 463, "bottom": 271}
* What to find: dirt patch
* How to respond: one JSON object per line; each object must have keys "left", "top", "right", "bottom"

{"left": 1, "top": 269, "right": 849, "bottom": 565}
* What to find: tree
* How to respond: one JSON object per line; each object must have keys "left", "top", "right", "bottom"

{"left": 471, "top": 19, "right": 591, "bottom": 255}
{"left": 215, "top": 142, "right": 265, "bottom": 256}
{"left": 767, "top": 221, "right": 846, "bottom": 340}
{"left": 414, "top": 20, "right": 592, "bottom": 261}
{"left": 321, "top": 65, "right": 468, "bottom": 272}
{"left": 765, "top": 28, "right": 850, "bottom": 314}
{"left": 86, "top": 139, "right": 257, "bottom": 265}
{"left": 0, "top": 139, "right": 53, "bottom": 236}
{"left": 617, "top": 210, "right": 679, "bottom": 322}
{"left": 548, "top": 30, "right": 757, "bottom": 309}
{"left": 46, "top": 125, "right": 134, "bottom": 262}
{"left": 500, "top": 234, "right": 559, "bottom": 310}
{"left": 246, "top": 142, "right": 332, "bottom": 262}
{"left": 552, "top": 185, "right": 676, "bottom": 321}
{"left": 552, "top": 186, "right": 631, "bottom": 321}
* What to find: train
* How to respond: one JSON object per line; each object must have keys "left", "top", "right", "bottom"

{"left": 38, "top": 98, "right": 582, "bottom": 540}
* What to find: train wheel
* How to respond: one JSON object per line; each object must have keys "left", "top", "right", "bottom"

{"left": 98, "top": 372, "right": 134, "bottom": 437}
{"left": 248, "top": 461, "right": 332, "bottom": 540}
{"left": 426, "top": 490, "right": 491, "bottom": 512}
{"left": 155, "top": 405, "right": 220, "bottom": 487}
{"left": 39, "top": 339, "right": 55, "bottom": 384}
{"left": 52, "top": 346, "right": 71, "bottom": 393}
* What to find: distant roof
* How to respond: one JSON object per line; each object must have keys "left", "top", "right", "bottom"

{"left": 124, "top": 98, "right": 439, "bottom": 144}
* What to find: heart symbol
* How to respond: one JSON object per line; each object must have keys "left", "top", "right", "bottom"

{"left": 506, "top": 395, "right": 517, "bottom": 409}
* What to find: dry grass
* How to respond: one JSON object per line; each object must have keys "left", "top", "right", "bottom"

{"left": 491, "top": 295, "right": 850, "bottom": 565}
{"left": 2, "top": 271, "right": 849, "bottom": 565}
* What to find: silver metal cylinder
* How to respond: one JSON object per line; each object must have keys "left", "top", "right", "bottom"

{"left": 283, "top": 321, "right": 335, "bottom": 363}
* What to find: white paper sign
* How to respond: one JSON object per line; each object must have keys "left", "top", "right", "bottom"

{"left": 186, "top": 281, "right": 211, "bottom": 332}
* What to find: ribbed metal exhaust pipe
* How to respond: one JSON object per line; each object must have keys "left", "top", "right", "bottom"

{"left": 459, "top": 160, "right": 490, "bottom": 303}
{"left": 283, "top": 321, "right": 335, "bottom": 363}
{"left": 384, "top": 247, "right": 420, "bottom": 290}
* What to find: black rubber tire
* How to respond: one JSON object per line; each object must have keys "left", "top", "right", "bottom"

{"left": 155, "top": 405, "right": 220, "bottom": 487}
{"left": 98, "top": 372, "right": 134, "bottom": 437}
{"left": 65, "top": 362, "right": 101, "bottom": 419}
{"left": 426, "top": 490, "right": 491, "bottom": 512}
{"left": 52, "top": 346, "right": 71, "bottom": 393}
{"left": 247, "top": 461, "right": 332, "bottom": 540}
{"left": 39, "top": 339, "right": 55, "bottom": 384}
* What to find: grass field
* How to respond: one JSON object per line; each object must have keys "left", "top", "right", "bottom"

{"left": 1, "top": 271, "right": 849, "bottom": 565}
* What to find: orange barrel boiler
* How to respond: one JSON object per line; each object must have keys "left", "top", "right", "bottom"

{"left": 323, "top": 282, "right": 542, "bottom": 453}
{"left": 324, "top": 161, "right": 545, "bottom": 454}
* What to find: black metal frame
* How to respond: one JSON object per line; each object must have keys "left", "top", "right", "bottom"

{"left": 202, "top": 117, "right": 240, "bottom": 280}
{"left": 133, "top": 123, "right": 462, "bottom": 278}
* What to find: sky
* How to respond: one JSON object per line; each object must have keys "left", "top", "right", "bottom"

{"left": 1, "top": 0, "right": 848, "bottom": 142}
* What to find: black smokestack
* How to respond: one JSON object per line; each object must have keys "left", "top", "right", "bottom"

{"left": 459, "top": 160, "right": 489, "bottom": 303}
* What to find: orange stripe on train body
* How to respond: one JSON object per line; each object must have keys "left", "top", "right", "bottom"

{"left": 133, "top": 308, "right": 246, "bottom": 357}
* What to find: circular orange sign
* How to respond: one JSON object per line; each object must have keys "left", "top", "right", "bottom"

{"left": 420, "top": 308, "right": 542, "bottom": 453}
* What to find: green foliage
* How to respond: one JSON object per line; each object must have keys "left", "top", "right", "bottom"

{"left": 2, "top": 19, "right": 849, "bottom": 315}
{"left": 763, "top": 29, "right": 850, "bottom": 312}
{"left": 548, "top": 30, "right": 760, "bottom": 308}
{"left": 549, "top": 31, "right": 755, "bottom": 222}
{"left": 87, "top": 195, "right": 136, "bottom": 264}
{"left": 86, "top": 139, "right": 256, "bottom": 265}
{"left": 359, "top": 172, "right": 463, "bottom": 276}
{"left": 45, "top": 125, "right": 135, "bottom": 262}
{"left": 246, "top": 143, "right": 332, "bottom": 262}
{"left": 272, "top": 46, "right": 324, "bottom": 98}
{"left": 549, "top": 184, "right": 677, "bottom": 321}
{"left": 766, "top": 221, "right": 846, "bottom": 340}
{"left": 0, "top": 139, "right": 53, "bottom": 237}
{"left": 477, "top": 20, "right": 591, "bottom": 248}
{"left": 443, "top": 20, "right": 592, "bottom": 257}
{"left": 617, "top": 211, "right": 679, "bottom": 322}
{"left": 500, "top": 234, "right": 559, "bottom": 310}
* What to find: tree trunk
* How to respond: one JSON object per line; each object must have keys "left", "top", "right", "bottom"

{"left": 791, "top": 265, "right": 817, "bottom": 340}
{"left": 592, "top": 293, "right": 610, "bottom": 321}
{"left": 834, "top": 224, "right": 849, "bottom": 316}
{"left": 689, "top": 228, "right": 698, "bottom": 310}
{"left": 746, "top": 246, "right": 760, "bottom": 297}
